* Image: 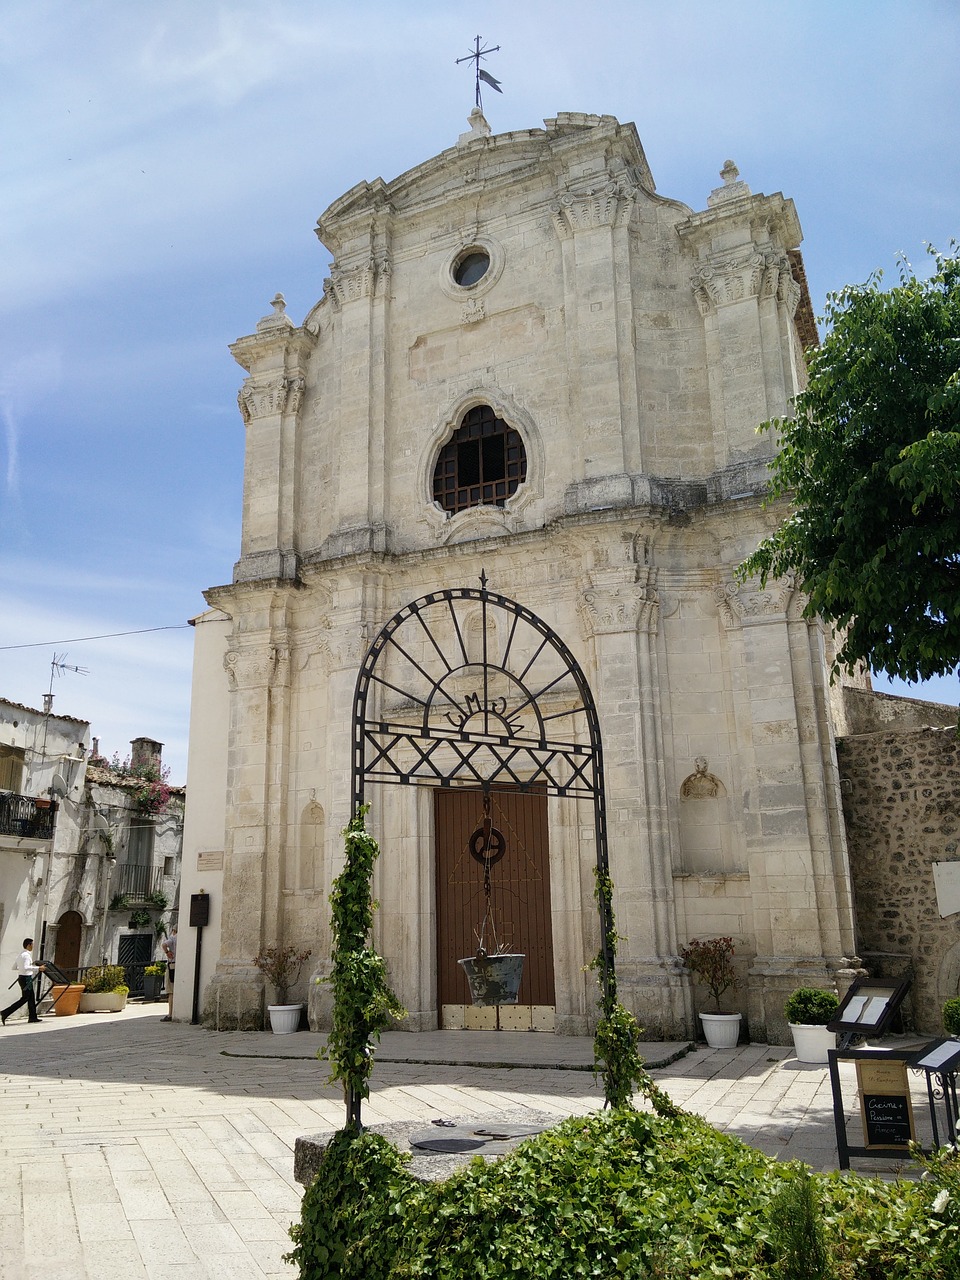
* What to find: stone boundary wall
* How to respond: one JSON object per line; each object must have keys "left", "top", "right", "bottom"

{"left": 837, "top": 725, "right": 960, "bottom": 1034}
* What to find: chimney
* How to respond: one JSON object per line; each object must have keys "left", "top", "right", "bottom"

{"left": 91, "top": 737, "right": 99, "bottom": 758}
{"left": 42, "top": 693, "right": 54, "bottom": 714}
{"left": 130, "top": 737, "right": 163, "bottom": 772}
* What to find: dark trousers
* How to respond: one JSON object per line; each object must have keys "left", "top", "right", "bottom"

{"left": 2, "top": 976, "right": 38, "bottom": 1022}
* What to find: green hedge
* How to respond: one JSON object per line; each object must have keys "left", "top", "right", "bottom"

{"left": 288, "top": 1108, "right": 960, "bottom": 1279}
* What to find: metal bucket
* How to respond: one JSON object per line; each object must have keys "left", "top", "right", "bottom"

{"left": 458, "top": 952, "right": 525, "bottom": 1006}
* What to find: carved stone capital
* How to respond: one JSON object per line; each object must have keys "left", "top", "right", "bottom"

{"left": 551, "top": 178, "right": 637, "bottom": 239}
{"left": 224, "top": 645, "right": 290, "bottom": 691}
{"left": 237, "top": 374, "right": 306, "bottom": 425}
{"left": 323, "top": 253, "right": 392, "bottom": 307}
{"left": 690, "top": 245, "right": 792, "bottom": 316}
{"left": 579, "top": 567, "right": 660, "bottom": 636}
{"left": 713, "top": 574, "right": 796, "bottom": 628}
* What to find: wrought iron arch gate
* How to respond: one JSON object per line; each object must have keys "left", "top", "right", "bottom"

{"left": 351, "top": 574, "right": 616, "bottom": 1028}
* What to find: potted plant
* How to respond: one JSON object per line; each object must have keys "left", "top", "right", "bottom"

{"left": 943, "top": 997, "right": 960, "bottom": 1039}
{"left": 78, "top": 965, "right": 129, "bottom": 1013}
{"left": 784, "top": 987, "right": 840, "bottom": 1063}
{"left": 143, "top": 961, "right": 166, "bottom": 1002}
{"left": 254, "top": 944, "right": 313, "bottom": 1034}
{"left": 679, "top": 936, "right": 741, "bottom": 1048}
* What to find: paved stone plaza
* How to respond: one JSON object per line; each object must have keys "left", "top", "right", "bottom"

{"left": 0, "top": 1003, "right": 932, "bottom": 1278}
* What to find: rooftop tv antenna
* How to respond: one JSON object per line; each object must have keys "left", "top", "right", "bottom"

{"left": 44, "top": 651, "right": 88, "bottom": 713}
{"left": 456, "top": 35, "right": 502, "bottom": 112}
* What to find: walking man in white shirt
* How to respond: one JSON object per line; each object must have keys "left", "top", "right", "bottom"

{"left": 2, "top": 938, "right": 45, "bottom": 1025}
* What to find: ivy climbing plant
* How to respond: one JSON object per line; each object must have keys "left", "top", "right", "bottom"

{"left": 321, "top": 807, "right": 406, "bottom": 1128}
{"left": 592, "top": 868, "right": 678, "bottom": 1116}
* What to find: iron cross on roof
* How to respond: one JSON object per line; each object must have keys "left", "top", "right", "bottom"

{"left": 456, "top": 35, "right": 503, "bottom": 111}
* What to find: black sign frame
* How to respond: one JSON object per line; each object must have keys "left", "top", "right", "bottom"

{"left": 827, "top": 977, "right": 912, "bottom": 1039}
{"left": 829, "top": 1046, "right": 924, "bottom": 1169}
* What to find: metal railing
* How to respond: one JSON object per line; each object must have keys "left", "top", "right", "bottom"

{"left": 113, "top": 863, "right": 165, "bottom": 902}
{"left": 0, "top": 792, "right": 57, "bottom": 840}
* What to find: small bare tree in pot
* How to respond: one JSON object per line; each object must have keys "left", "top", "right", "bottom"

{"left": 679, "top": 936, "right": 742, "bottom": 1048}
{"left": 254, "top": 944, "right": 313, "bottom": 1034}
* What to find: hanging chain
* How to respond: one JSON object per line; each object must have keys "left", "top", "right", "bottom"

{"left": 475, "top": 791, "right": 502, "bottom": 956}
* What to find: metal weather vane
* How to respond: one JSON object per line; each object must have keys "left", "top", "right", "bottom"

{"left": 456, "top": 35, "right": 503, "bottom": 111}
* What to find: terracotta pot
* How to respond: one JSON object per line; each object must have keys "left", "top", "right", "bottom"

{"left": 50, "top": 984, "right": 85, "bottom": 1016}
{"left": 699, "top": 1011, "right": 742, "bottom": 1048}
{"left": 458, "top": 953, "right": 525, "bottom": 1006}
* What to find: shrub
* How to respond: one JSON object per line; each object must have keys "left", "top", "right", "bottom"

{"left": 680, "top": 935, "right": 739, "bottom": 1012}
{"left": 83, "top": 964, "right": 127, "bottom": 994}
{"left": 144, "top": 962, "right": 166, "bottom": 977}
{"left": 943, "top": 997, "right": 960, "bottom": 1036}
{"left": 785, "top": 987, "right": 841, "bottom": 1026}
{"left": 288, "top": 1107, "right": 960, "bottom": 1278}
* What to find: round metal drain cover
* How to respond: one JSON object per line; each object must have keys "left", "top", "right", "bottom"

{"left": 411, "top": 1136, "right": 487, "bottom": 1154}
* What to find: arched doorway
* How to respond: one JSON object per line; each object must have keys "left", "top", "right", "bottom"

{"left": 54, "top": 911, "right": 83, "bottom": 977}
{"left": 351, "top": 574, "right": 614, "bottom": 1028}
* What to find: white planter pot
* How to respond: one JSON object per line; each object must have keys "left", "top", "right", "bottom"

{"left": 788, "top": 1022, "right": 836, "bottom": 1064}
{"left": 699, "top": 1012, "right": 742, "bottom": 1048}
{"left": 78, "top": 991, "right": 128, "bottom": 1013}
{"left": 268, "top": 1004, "right": 303, "bottom": 1034}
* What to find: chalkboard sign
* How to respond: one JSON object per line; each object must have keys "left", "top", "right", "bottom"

{"left": 856, "top": 1059, "right": 915, "bottom": 1149}
{"left": 862, "top": 1093, "right": 913, "bottom": 1147}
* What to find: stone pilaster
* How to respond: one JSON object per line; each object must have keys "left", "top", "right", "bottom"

{"left": 230, "top": 294, "right": 316, "bottom": 583}
{"left": 318, "top": 214, "right": 394, "bottom": 560}
{"left": 714, "top": 572, "right": 859, "bottom": 1041}
{"left": 578, "top": 564, "right": 688, "bottom": 1039}
{"left": 677, "top": 169, "right": 805, "bottom": 467}
{"left": 553, "top": 173, "right": 642, "bottom": 507}
{"left": 203, "top": 629, "right": 293, "bottom": 1030}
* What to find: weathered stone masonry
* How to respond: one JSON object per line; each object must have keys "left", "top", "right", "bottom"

{"left": 838, "top": 714, "right": 960, "bottom": 1034}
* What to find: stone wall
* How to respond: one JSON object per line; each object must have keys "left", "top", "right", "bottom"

{"left": 838, "top": 723, "right": 960, "bottom": 1034}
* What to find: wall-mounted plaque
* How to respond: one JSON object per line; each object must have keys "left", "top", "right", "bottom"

{"left": 197, "top": 850, "right": 224, "bottom": 871}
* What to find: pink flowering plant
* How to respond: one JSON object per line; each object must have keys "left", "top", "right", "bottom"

{"left": 96, "top": 751, "right": 173, "bottom": 814}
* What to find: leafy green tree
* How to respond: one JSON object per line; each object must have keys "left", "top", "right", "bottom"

{"left": 739, "top": 247, "right": 960, "bottom": 683}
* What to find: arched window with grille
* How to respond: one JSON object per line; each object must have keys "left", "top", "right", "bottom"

{"left": 432, "top": 404, "right": 527, "bottom": 516}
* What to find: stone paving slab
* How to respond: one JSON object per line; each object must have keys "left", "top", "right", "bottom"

{"left": 0, "top": 1002, "right": 942, "bottom": 1278}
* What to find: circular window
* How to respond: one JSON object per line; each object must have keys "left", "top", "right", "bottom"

{"left": 453, "top": 250, "right": 490, "bottom": 288}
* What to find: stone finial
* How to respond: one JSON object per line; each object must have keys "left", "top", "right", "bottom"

{"left": 707, "top": 159, "right": 753, "bottom": 208}
{"left": 458, "top": 107, "right": 492, "bottom": 146}
{"left": 256, "top": 292, "right": 295, "bottom": 333}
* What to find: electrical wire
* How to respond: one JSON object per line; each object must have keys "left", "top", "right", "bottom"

{"left": 0, "top": 625, "right": 191, "bottom": 651}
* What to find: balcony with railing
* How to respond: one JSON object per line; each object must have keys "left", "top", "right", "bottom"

{"left": 113, "top": 861, "right": 166, "bottom": 902}
{"left": 0, "top": 792, "right": 57, "bottom": 842}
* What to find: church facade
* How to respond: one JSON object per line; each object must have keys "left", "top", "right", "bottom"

{"left": 188, "top": 111, "right": 861, "bottom": 1043}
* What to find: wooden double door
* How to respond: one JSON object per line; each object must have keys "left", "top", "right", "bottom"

{"left": 435, "top": 786, "right": 555, "bottom": 1030}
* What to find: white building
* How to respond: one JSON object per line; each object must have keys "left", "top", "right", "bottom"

{"left": 1, "top": 697, "right": 183, "bottom": 993}
{"left": 181, "top": 111, "right": 861, "bottom": 1043}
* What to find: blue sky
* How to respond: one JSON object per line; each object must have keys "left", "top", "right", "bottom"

{"left": 1, "top": 0, "right": 958, "bottom": 783}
